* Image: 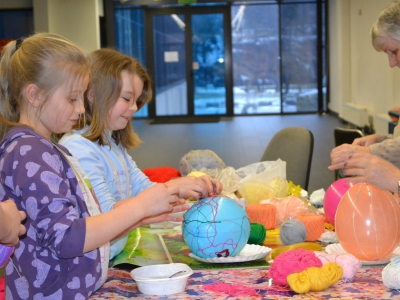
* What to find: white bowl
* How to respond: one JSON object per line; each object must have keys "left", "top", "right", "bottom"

{"left": 130, "top": 263, "right": 193, "bottom": 295}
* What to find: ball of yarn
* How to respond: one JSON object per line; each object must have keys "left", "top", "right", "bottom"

{"left": 295, "top": 214, "right": 325, "bottom": 241}
{"left": 142, "top": 166, "right": 181, "bottom": 183}
{"left": 287, "top": 262, "right": 343, "bottom": 293}
{"left": 246, "top": 203, "right": 276, "bottom": 230}
{"left": 269, "top": 249, "right": 322, "bottom": 286}
{"left": 248, "top": 223, "right": 266, "bottom": 245}
{"left": 280, "top": 220, "right": 307, "bottom": 245}
{"left": 314, "top": 251, "right": 361, "bottom": 282}
{"left": 382, "top": 256, "right": 400, "bottom": 289}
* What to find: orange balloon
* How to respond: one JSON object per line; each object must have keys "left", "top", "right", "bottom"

{"left": 336, "top": 183, "right": 400, "bottom": 261}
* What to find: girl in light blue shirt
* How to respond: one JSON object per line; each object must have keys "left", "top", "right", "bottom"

{"left": 60, "top": 48, "right": 222, "bottom": 259}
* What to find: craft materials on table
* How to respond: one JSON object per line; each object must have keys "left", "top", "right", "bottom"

{"left": 88, "top": 266, "right": 400, "bottom": 299}
{"left": 279, "top": 219, "right": 307, "bottom": 245}
{"left": 182, "top": 196, "right": 250, "bottom": 259}
{"left": 323, "top": 178, "right": 355, "bottom": 226}
{"left": 111, "top": 227, "right": 271, "bottom": 270}
{"left": 335, "top": 183, "right": 400, "bottom": 261}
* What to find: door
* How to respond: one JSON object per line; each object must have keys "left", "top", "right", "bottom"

{"left": 145, "top": 6, "right": 232, "bottom": 118}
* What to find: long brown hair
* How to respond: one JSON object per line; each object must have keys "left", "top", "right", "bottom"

{"left": 79, "top": 48, "right": 152, "bottom": 149}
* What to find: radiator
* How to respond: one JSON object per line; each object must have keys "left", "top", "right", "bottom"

{"left": 373, "top": 113, "right": 391, "bottom": 135}
{"left": 341, "top": 103, "right": 369, "bottom": 128}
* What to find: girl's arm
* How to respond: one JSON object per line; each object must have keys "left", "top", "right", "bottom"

{"left": 83, "top": 183, "right": 181, "bottom": 252}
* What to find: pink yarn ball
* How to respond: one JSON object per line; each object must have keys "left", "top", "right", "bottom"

{"left": 314, "top": 251, "right": 361, "bottom": 282}
{"left": 269, "top": 249, "right": 322, "bottom": 285}
{"left": 323, "top": 179, "right": 355, "bottom": 226}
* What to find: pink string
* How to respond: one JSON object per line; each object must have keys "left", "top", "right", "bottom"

{"left": 203, "top": 281, "right": 260, "bottom": 297}
{"left": 269, "top": 249, "right": 322, "bottom": 285}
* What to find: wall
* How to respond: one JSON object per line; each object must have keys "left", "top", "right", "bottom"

{"left": 0, "top": 0, "right": 100, "bottom": 53}
{"left": 33, "top": 0, "right": 100, "bottom": 53}
{"left": 329, "top": 0, "right": 400, "bottom": 130}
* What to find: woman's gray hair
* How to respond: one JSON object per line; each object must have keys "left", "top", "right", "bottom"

{"left": 371, "top": 0, "right": 400, "bottom": 51}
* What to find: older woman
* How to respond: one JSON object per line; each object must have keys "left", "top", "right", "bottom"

{"left": 329, "top": 0, "right": 400, "bottom": 181}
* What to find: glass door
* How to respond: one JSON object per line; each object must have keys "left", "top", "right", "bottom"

{"left": 145, "top": 6, "right": 231, "bottom": 118}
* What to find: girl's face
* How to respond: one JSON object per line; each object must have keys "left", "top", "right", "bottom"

{"left": 107, "top": 70, "right": 144, "bottom": 131}
{"left": 380, "top": 35, "right": 400, "bottom": 68}
{"left": 38, "top": 75, "right": 89, "bottom": 139}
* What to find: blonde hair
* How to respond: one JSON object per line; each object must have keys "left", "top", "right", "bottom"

{"left": 0, "top": 32, "right": 89, "bottom": 140}
{"left": 79, "top": 48, "right": 152, "bottom": 149}
{"left": 371, "top": 0, "right": 400, "bottom": 51}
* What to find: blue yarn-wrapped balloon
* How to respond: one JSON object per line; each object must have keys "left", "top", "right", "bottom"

{"left": 182, "top": 196, "right": 250, "bottom": 258}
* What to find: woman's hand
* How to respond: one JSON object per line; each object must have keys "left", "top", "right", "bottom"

{"left": 333, "top": 152, "right": 400, "bottom": 193}
{"left": 329, "top": 144, "right": 370, "bottom": 171}
{"left": 352, "top": 134, "right": 380, "bottom": 146}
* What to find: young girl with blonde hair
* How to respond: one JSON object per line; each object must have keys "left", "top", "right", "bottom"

{"left": 0, "top": 33, "right": 187, "bottom": 299}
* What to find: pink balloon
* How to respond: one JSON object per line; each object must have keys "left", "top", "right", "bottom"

{"left": 323, "top": 178, "right": 355, "bottom": 226}
{"left": 336, "top": 183, "right": 400, "bottom": 261}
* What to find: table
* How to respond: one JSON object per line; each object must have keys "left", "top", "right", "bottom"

{"left": 89, "top": 227, "right": 400, "bottom": 299}
{"left": 89, "top": 265, "right": 400, "bottom": 299}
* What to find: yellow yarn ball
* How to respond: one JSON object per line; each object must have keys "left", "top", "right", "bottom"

{"left": 287, "top": 262, "right": 343, "bottom": 294}
{"left": 239, "top": 177, "right": 288, "bottom": 205}
{"left": 187, "top": 170, "right": 208, "bottom": 177}
{"left": 287, "top": 271, "right": 311, "bottom": 294}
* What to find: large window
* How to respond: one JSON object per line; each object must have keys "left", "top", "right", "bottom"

{"left": 108, "top": 0, "right": 326, "bottom": 117}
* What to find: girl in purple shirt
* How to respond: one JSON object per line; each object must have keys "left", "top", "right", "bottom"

{"left": 0, "top": 33, "right": 187, "bottom": 299}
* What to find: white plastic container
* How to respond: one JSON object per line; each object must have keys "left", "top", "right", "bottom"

{"left": 130, "top": 263, "right": 193, "bottom": 295}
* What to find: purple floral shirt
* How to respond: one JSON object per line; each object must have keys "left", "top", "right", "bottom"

{"left": 0, "top": 126, "right": 102, "bottom": 300}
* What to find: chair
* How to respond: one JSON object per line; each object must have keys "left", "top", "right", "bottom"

{"left": 260, "top": 126, "right": 314, "bottom": 191}
{"left": 333, "top": 127, "right": 363, "bottom": 180}
{"left": 334, "top": 127, "right": 363, "bottom": 147}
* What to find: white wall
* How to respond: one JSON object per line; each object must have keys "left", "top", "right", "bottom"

{"left": 32, "top": 0, "right": 100, "bottom": 53}
{"left": 329, "top": 0, "right": 400, "bottom": 129}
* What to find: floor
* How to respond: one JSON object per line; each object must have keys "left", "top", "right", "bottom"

{"left": 129, "top": 113, "right": 345, "bottom": 194}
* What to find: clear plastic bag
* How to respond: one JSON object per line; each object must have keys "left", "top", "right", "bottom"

{"left": 179, "top": 149, "right": 226, "bottom": 176}
{"left": 200, "top": 160, "right": 286, "bottom": 201}
{"left": 260, "top": 195, "right": 321, "bottom": 227}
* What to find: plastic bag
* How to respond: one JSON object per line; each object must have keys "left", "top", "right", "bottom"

{"left": 179, "top": 149, "right": 226, "bottom": 176}
{"left": 260, "top": 195, "right": 321, "bottom": 227}
{"left": 200, "top": 160, "right": 286, "bottom": 200}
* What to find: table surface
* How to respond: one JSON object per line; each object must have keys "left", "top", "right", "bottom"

{"left": 88, "top": 227, "right": 400, "bottom": 299}
{"left": 89, "top": 265, "right": 400, "bottom": 299}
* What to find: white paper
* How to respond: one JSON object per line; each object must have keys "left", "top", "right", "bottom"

{"left": 164, "top": 51, "right": 179, "bottom": 62}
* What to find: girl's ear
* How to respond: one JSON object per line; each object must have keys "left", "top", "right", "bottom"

{"left": 87, "top": 89, "right": 95, "bottom": 104}
{"left": 25, "top": 84, "right": 42, "bottom": 108}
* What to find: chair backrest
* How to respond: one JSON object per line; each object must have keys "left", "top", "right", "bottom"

{"left": 334, "top": 127, "right": 363, "bottom": 146}
{"left": 260, "top": 126, "right": 314, "bottom": 191}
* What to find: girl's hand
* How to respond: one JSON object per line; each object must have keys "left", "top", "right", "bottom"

{"left": 140, "top": 201, "right": 189, "bottom": 225}
{"left": 0, "top": 200, "right": 27, "bottom": 246}
{"left": 166, "top": 176, "right": 223, "bottom": 200}
{"left": 139, "top": 183, "right": 184, "bottom": 217}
